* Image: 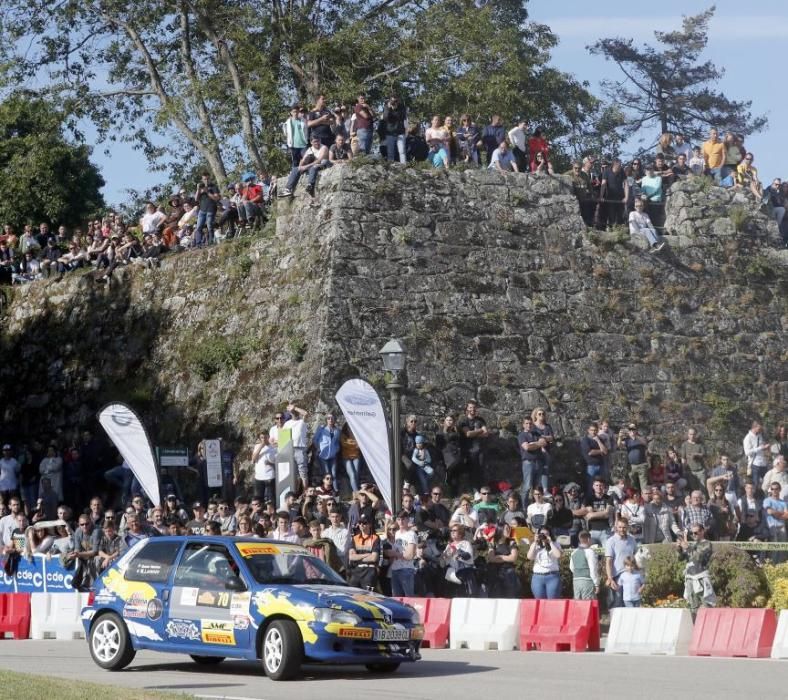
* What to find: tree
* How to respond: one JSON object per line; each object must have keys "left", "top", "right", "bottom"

{"left": 588, "top": 6, "right": 767, "bottom": 149}
{"left": 0, "top": 93, "right": 105, "bottom": 227}
{"left": 1, "top": 1, "right": 599, "bottom": 184}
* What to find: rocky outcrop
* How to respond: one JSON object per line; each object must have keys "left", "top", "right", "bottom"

{"left": 1, "top": 164, "right": 785, "bottom": 477}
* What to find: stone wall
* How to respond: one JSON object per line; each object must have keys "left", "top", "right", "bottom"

{"left": 1, "top": 164, "right": 786, "bottom": 479}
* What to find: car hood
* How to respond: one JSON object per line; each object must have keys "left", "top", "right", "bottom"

{"left": 254, "top": 584, "right": 413, "bottom": 623}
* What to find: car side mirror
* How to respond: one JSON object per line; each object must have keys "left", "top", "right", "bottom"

{"left": 225, "top": 576, "right": 247, "bottom": 592}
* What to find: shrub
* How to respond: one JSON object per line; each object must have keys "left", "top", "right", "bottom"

{"left": 763, "top": 562, "right": 788, "bottom": 612}
{"left": 708, "top": 546, "right": 768, "bottom": 608}
{"left": 641, "top": 545, "right": 684, "bottom": 605}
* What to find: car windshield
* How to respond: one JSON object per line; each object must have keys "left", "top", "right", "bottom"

{"left": 236, "top": 542, "right": 347, "bottom": 586}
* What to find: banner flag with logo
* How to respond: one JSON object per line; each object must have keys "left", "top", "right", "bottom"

{"left": 98, "top": 402, "right": 161, "bottom": 507}
{"left": 0, "top": 553, "right": 75, "bottom": 593}
{"left": 336, "top": 378, "right": 392, "bottom": 512}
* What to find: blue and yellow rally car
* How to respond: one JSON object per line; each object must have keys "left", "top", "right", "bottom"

{"left": 81, "top": 536, "right": 423, "bottom": 680}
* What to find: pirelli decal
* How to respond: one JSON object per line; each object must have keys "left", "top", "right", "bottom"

{"left": 201, "top": 619, "right": 236, "bottom": 645}
{"left": 236, "top": 542, "right": 282, "bottom": 557}
{"left": 337, "top": 627, "right": 373, "bottom": 639}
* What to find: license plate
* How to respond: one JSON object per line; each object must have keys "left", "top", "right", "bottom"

{"left": 373, "top": 628, "right": 410, "bottom": 642}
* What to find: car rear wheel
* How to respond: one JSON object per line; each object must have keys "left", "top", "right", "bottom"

{"left": 190, "top": 655, "right": 226, "bottom": 665}
{"left": 262, "top": 620, "right": 303, "bottom": 680}
{"left": 89, "top": 613, "right": 136, "bottom": 671}
{"left": 365, "top": 662, "right": 401, "bottom": 673}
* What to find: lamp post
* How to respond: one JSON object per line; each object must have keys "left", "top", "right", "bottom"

{"left": 379, "top": 338, "right": 406, "bottom": 515}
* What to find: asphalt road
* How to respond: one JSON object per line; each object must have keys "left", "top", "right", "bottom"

{"left": 0, "top": 641, "right": 784, "bottom": 699}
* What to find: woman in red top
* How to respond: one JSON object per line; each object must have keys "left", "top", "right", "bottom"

{"left": 528, "top": 128, "right": 549, "bottom": 172}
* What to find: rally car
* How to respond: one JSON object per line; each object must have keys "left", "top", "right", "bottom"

{"left": 81, "top": 536, "right": 422, "bottom": 680}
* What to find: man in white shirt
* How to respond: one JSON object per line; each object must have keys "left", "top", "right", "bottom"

{"left": 284, "top": 404, "right": 309, "bottom": 489}
{"left": 507, "top": 120, "right": 528, "bottom": 172}
{"left": 0, "top": 495, "right": 23, "bottom": 546}
{"left": 762, "top": 456, "right": 788, "bottom": 500}
{"left": 252, "top": 431, "right": 276, "bottom": 504}
{"left": 269, "top": 411, "right": 285, "bottom": 447}
{"left": 0, "top": 444, "right": 21, "bottom": 502}
{"left": 743, "top": 421, "right": 771, "bottom": 488}
{"left": 323, "top": 509, "right": 349, "bottom": 556}
{"left": 269, "top": 511, "right": 300, "bottom": 544}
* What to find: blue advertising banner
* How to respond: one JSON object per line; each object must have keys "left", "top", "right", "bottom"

{"left": 0, "top": 554, "right": 75, "bottom": 593}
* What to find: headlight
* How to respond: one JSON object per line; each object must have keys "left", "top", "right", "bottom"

{"left": 313, "top": 608, "right": 362, "bottom": 625}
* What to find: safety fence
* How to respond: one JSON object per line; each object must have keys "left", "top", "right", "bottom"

{"left": 2, "top": 592, "right": 787, "bottom": 659}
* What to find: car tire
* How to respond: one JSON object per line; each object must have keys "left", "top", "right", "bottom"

{"left": 190, "top": 655, "right": 226, "bottom": 665}
{"left": 262, "top": 620, "right": 303, "bottom": 680}
{"left": 89, "top": 612, "right": 136, "bottom": 671}
{"left": 365, "top": 662, "right": 401, "bottom": 673}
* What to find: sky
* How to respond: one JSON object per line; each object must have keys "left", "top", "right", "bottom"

{"left": 537, "top": 0, "right": 786, "bottom": 183}
{"left": 92, "top": 1, "right": 787, "bottom": 205}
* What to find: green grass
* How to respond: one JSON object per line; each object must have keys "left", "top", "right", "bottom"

{"left": 0, "top": 669, "right": 193, "bottom": 699}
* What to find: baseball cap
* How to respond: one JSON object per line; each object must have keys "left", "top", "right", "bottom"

{"left": 192, "top": 501, "right": 203, "bottom": 509}
{"left": 2, "top": 444, "right": 11, "bottom": 450}
{"left": 415, "top": 435, "right": 425, "bottom": 444}
{"left": 628, "top": 423, "right": 637, "bottom": 430}
{"left": 358, "top": 514, "right": 372, "bottom": 524}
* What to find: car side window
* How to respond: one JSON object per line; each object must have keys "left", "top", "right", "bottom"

{"left": 174, "top": 543, "right": 246, "bottom": 591}
{"left": 125, "top": 540, "right": 182, "bottom": 583}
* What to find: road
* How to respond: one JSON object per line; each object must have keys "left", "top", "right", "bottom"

{"left": 0, "top": 640, "right": 784, "bottom": 699}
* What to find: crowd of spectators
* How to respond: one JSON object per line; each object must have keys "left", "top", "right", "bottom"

{"left": 2, "top": 98, "right": 785, "bottom": 289}
{"left": 1, "top": 396, "right": 785, "bottom": 605}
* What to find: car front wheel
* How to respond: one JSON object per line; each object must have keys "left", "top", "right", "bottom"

{"left": 262, "top": 620, "right": 303, "bottom": 680}
{"left": 89, "top": 613, "right": 136, "bottom": 671}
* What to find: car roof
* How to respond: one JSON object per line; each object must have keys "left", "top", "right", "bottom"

{"left": 144, "top": 535, "right": 309, "bottom": 552}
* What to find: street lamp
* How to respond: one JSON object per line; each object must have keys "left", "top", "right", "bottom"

{"left": 379, "top": 338, "right": 406, "bottom": 514}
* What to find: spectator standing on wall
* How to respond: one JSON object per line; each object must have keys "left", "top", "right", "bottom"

{"left": 528, "top": 127, "right": 549, "bottom": 172}
{"left": 481, "top": 115, "right": 506, "bottom": 166}
{"left": 519, "top": 416, "right": 546, "bottom": 502}
{"left": 581, "top": 423, "right": 607, "bottom": 494}
{"left": 313, "top": 414, "right": 341, "bottom": 484}
{"left": 251, "top": 431, "right": 276, "bottom": 505}
{"left": 381, "top": 95, "right": 407, "bottom": 164}
{"left": 283, "top": 104, "right": 308, "bottom": 166}
{"left": 340, "top": 423, "right": 361, "bottom": 495}
{"left": 307, "top": 94, "right": 335, "bottom": 148}
{"left": 283, "top": 404, "right": 309, "bottom": 490}
{"left": 351, "top": 94, "right": 376, "bottom": 155}
{"left": 702, "top": 127, "right": 725, "bottom": 182}
{"left": 194, "top": 172, "right": 220, "bottom": 247}
{"left": 743, "top": 421, "right": 771, "bottom": 490}
{"left": 507, "top": 120, "right": 528, "bottom": 172}
{"left": 619, "top": 424, "right": 649, "bottom": 494}
{"left": 458, "top": 401, "right": 491, "bottom": 487}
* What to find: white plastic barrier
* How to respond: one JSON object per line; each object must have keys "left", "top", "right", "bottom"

{"left": 30, "top": 592, "right": 90, "bottom": 640}
{"left": 605, "top": 608, "right": 694, "bottom": 656}
{"left": 771, "top": 610, "right": 788, "bottom": 659}
{"left": 449, "top": 598, "right": 521, "bottom": 651}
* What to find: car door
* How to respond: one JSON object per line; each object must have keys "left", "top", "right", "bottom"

{"left": 119, "top": 539, "right": 184, "bottom": 647}
{"left": 165, "top": 541, "right": 251, "bottom": 654}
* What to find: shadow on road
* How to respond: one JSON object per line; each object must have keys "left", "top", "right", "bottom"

{"left": 129, "top": 658, "right": 498, "bottom": 683}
